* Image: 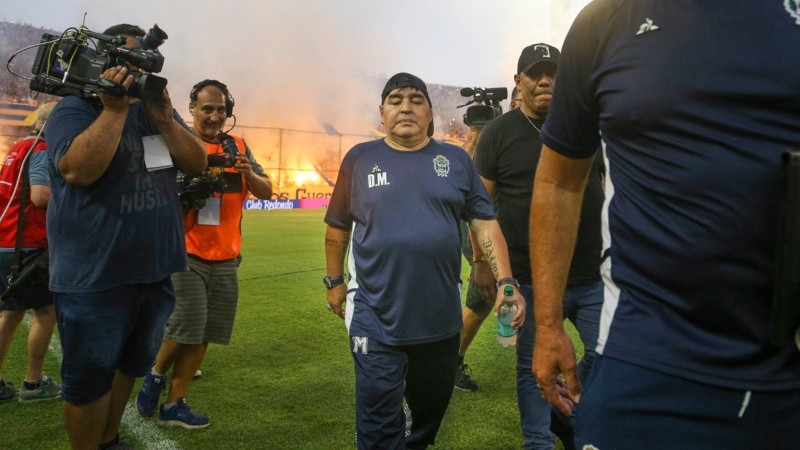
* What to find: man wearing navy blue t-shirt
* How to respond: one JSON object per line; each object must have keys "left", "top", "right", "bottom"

{"left": 530, "top": 2, "right": 800, "bottom": 449}
{"left": 325, "top": 72, "right": 524, "bottom": 450}
{"left": 45, "top": 24, "right": 206, "bottom": 450}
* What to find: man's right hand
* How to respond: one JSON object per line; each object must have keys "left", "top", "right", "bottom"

{"left": 326, "top": 285, "right": 346, "bottom": 320}
{"left": 98, "top": 66, "right": 134, "bottom": 111}
{"left": 533, "top": 325, "right": 581, "bottom": 416}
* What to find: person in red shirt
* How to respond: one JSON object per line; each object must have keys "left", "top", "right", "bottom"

{"left": 0, "top": 103, "right": 61, "bottom": 403}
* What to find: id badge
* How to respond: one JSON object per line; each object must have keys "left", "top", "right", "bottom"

{"left": 198, "top": 197, "right": 221, "bottom": 225}
{"left": 142, "top": 134, "right": 173, "bottom": 171}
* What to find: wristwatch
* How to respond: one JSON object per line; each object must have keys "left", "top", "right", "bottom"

{"left": 323, "top": 274, "right": 346, "bottom": 289}
{"left": 496, "top": 278, "right": 520, "bottom": 289}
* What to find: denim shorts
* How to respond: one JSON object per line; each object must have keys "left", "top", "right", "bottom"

{"left": 55, "top": 278, "right": 175, "bottom": 404}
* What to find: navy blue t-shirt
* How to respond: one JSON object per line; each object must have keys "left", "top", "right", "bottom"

{"left": 541, "top": 0, "right": 800, "bottom": 390}
{"left": 46, "top": 96, "right": 188, "bottom": 293}
{"left": 325, "top": 138, "right": 495, "bottom": 345}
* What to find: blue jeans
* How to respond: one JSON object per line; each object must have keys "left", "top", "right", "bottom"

{"left": 562, "top": 281, "right": 603, "bottom": 384}
{"left": 516, "top": 281, "right": 603, "bottom": 449}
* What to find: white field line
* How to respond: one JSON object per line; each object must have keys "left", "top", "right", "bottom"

{"left": 121, "top": 403, "right": 180, "bottom": 450}
{"left": 23, "top": 311, "right": 180, "bottom": 450}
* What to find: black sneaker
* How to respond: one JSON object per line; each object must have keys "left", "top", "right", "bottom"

{"left": 454, "top": 363, "right": 478, "bottom": 391}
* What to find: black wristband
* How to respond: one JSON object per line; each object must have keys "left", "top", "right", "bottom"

{"left": 323, "top": 275, "right": 346, "bottom": 289}
{"left": 496, "top": 278, "right": 520, "bottom": 289}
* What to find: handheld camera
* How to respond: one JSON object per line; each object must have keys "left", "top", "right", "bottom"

{"left": 177, "top": 134, "right": 243, "bottom": 210}
{"left": 29, "top": 24, "right": 168, "bottom": 103}
{"left": 457, "top": 87, "right": 507, "bottom": 127}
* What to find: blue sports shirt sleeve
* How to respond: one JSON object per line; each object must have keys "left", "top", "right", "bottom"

{"left": 539, "top": 0, "right": 604, "bottom": 159}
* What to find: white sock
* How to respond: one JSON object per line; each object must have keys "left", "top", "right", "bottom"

{"left": 150, "top": 368, "right": 165, "bottom": 377}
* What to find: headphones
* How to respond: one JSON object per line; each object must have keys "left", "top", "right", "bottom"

{"left": 190, "top": 79, "right": 235, "bottom": 117}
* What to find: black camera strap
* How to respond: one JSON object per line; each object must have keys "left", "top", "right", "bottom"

{"left": 10, "top": 153, "right": 31, "bottom": 278}
{"left": 8, "top": 132, "right": 45, "bottom": 274}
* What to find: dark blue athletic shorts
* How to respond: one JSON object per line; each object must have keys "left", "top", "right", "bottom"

{"left": 576, "top": 355, "right": 800, "bottom": 449}
{"left": 55, "top": 278, "right": 175, "bottom": 404}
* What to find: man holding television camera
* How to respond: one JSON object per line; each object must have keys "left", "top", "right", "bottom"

{"left": 136, "top": 79, "right": 271, "bottom": 429}
{"left": 44, "top": 23, "right": 206, "bottom": 450}
{"left": 468, "top": 43, "right": 605, "bottom": 450}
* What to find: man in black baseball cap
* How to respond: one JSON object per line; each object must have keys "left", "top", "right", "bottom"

{"left": 463, "top": 40, "right": 605, "bottom": 450}
{"left": 515, "top": 43, "right": 560, "bottom": 118}
{"left": 517, "top": 43, "right": 560, "bottom": 75}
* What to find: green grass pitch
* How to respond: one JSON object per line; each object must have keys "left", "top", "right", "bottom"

{"left": 1, "top": 209, "right": 579, "bottom": 449}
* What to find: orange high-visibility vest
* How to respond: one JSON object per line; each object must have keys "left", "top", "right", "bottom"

{"left": 183, "top": 136, "right": 250, "bottom": 261}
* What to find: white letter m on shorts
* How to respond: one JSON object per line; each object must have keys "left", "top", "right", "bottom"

{"left": 352, "top": 336, "right": 369, "bottom": 354}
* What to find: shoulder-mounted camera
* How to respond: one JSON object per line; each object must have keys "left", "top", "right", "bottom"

{"left": 29, "top": 24, "right": 168, "bottom": 103}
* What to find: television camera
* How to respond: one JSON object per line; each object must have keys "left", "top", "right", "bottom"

{"left": 177, "top": 134, "right": 244, "bottom": 210}
{"left": 457, "top": 87, "right": 508, "bottom": 127}
{"left": 29, "top": 24, "right": 168, "bottom": 103}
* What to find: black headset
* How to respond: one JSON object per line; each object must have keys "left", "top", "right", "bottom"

{"left": 190, "top": 79, "right": 235, "bottom": 117}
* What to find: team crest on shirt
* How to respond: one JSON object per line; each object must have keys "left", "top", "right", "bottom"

{"left": 787, "top": 0, "right": 800, "bottom": 24}
{"left": 3, "top": 152, "right": 16, "bottom": 166}
{"left": 433, "top": 155, "right": 450, "bottom": 177}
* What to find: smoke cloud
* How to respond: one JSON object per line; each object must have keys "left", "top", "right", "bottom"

{"left": 3, "top": 0, "right": 589, "bottom": 196}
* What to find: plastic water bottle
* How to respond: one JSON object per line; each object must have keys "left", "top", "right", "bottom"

{"left": 496, "top": 286, "right": 517, "bottom": 347}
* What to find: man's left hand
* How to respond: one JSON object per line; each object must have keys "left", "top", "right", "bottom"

{"left": 234, "top": 153, "right": 255, "bottom": 178}
{"left": 143, "top": 87, "right": 176, "bottom": 130}
{"left": 492, "top": 285, "right": 525, "bottom": 328}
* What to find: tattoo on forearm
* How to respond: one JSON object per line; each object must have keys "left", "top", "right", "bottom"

{"left": 325, "top": 231, "right": 350, "bottom": 249}
{"left": 481, "top": 239, "right": 499, "bottom": 277}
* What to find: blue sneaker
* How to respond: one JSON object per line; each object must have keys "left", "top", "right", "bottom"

{"left": 136, "top": 372, "right": 166, "bottom": 418}
{"left": 157, "top": 398, "right": 210, "bottom": 429}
